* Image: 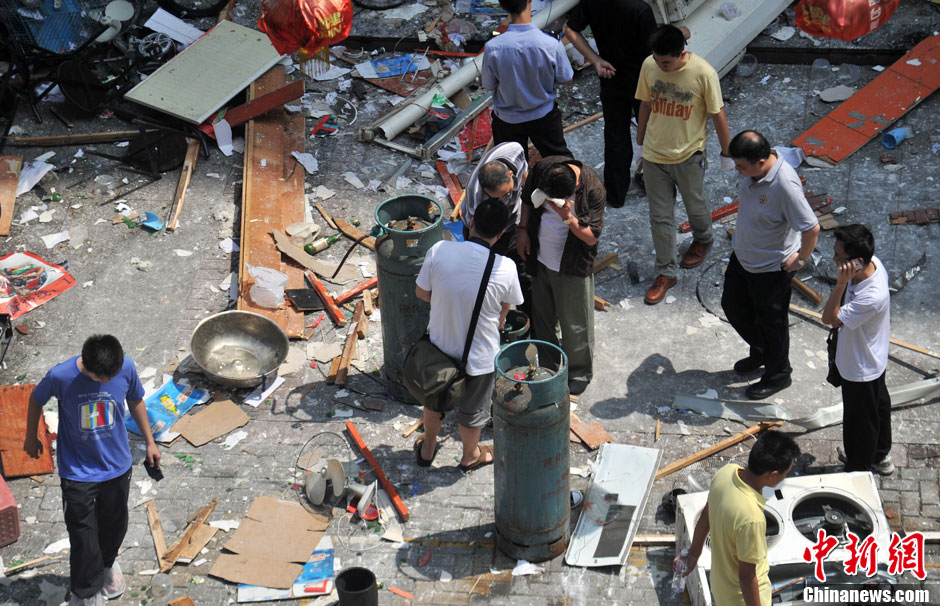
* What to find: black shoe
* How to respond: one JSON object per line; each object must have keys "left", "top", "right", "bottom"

{"left": 568, "top": 380, "right": 589, "bottom": 395}
{"left": 733, "top": 356, "right": 764, "bottom": 374}
{"left": 745, "top": 375, "right": 792, "bottom": 400}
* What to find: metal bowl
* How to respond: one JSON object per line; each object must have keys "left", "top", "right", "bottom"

{"left": 190, "top": 311, "right": 289, "bottom": 388}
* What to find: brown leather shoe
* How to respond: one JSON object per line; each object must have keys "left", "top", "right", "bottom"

{"left": 644, "top": 275, "right": 677, "bottom": 305}
{"left": 680, "top": 240, "right": 713, "bottom": 269}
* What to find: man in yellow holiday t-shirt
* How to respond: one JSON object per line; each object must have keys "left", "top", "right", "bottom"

{"left": 635, "top": 24, "right": 731, "bottom": 305}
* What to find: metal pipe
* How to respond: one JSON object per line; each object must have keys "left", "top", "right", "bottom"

{"left": 372, "top": 0, "right": 580, "bottom": 141}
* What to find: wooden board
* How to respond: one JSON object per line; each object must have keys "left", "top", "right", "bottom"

{"left": 794, "top": 34, "right": 940, "bottom": 164}
{"left": 125, "top": 21, "right": 282, "bottom": 124}
{"left": 237, "top": 66, "right": 305, "bottom": 338}
{"left": 0, "top": 157, "right": 23, "bottom": 237}
{"left": 0, "top": 385, "right": 54, "bottom": 477}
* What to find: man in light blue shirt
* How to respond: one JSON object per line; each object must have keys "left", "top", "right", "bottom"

{"left": 482, "top": 0, "right": 573, "bottom": 158}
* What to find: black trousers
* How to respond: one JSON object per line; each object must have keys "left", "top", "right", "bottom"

{"left": 61, "top": 468, "right": 132, "bottom": 598}
{"left": 841, "top": 371, "right": 892, "bottom": 471}
{"left": 491, "top": 105, "right": 571, "bottom": 160}
{"left": 599, "top": 80, "right": 640, "bottom": 208}
{"left": 462, "top": 223, "right": 532, "bottom": 318}
{"left": 721, "top": 253, "right": 794, "bottom": 382}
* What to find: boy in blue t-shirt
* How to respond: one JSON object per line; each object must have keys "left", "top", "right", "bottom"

{"left": 24, "top": 335, "right": 160, "bottom": 606}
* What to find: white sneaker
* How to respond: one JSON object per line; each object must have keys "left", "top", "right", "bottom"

{"left": 103, "top": 562, "right": 126, "bottom": 599}
{"left": 871, "top": 455, "right": 896, "bottom": 476}
{"left": 68, "top": 590, "right": 105, "bottom": 606}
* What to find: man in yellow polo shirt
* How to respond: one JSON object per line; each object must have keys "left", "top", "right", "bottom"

{"left": 685, "top": 432, "right": 800, "bottom": 606}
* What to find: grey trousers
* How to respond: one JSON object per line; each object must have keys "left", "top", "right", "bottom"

{"left": 531, "top": 263, "right": 594, "bottom": 383}
{"left": 643, "top": 152, "right": 713, "bottom": 279}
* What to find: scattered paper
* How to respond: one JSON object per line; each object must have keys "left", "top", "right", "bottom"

{"left": 209, "top": 520, "right": 241, "bottom": 532}
{"left": 279, "top": 347, "right": 306, "bottom": 376}
{"left": 440, "top": 570, "right": 452, "bottom": 582}
{"left": 759, "top": 75, "right": 771, "bottom": 85}
{"left": 175, "top": 398, "right": 250, "bottom": 447}
{"left": 135, "top": 479, "right": 153, "bottom": 496}
{"left": 907, "top": 59, "right": 922, "bottom": 66}
{"left": 244, "top": 375, "right": 285, "bottom": 408}
{"left": 314, "top": 185, "right": 336, "bottom": 200}
{"left": 219, "top": 237, "right": 239, "bottom": 253}
{"left": 343, "top": 172, "right": 364, "bottom": 189}
{"left": 215, "top": 118, "right": 234, "bottom": 156}
{"left": 41, "top": 230, "right": 70, "bottom": 249}
{"left": 17, "top": 161, "right": 55, "bottom": 197}
{"left": 144, "top": 7, "right": 204, "bottom": 45}
{"left": 292, "top": 151, "right": 319, "bottom": 174}
{"left": 819, "top": 85, "right": 855, "bottom": 103}
{"left": 174, "top": 249, "right": 193, "bottom": 257}
{"left": 43, "top": 537, "right": 70, "bottom": 554}
{"left": 770, "top": 26, "right": 795, "bottom": 41}
{"left": 222, "top": 430, "right": 249, "bottom": 450}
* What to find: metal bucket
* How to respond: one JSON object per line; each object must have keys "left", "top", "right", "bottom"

{"left": 190, "top": 310, "right": 289, "bottom": 388}
{"left": 373, "top": 195, "right": 443, "bottom": 402}
{"left": 493, "top": 339, "right": 570, "bottom": 562}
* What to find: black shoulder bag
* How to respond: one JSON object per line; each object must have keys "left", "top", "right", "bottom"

{"left": 402, "top": 247, "right": 496, "bottom": 412}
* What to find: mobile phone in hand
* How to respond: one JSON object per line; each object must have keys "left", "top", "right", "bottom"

{"left": 144, "top": 460, "right": 164, "bottom": 481}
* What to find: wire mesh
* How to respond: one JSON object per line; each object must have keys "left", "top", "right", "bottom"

{"left": 0, "top": 0, "right": 111, "bottom": 54}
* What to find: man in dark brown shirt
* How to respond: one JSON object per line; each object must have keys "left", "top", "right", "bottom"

{"left": 517, "top": 156, "right": 606, "bottom": 395}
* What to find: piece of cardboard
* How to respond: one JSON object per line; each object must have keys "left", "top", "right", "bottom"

{"left": 245, "top": 495, "right": 330, "bottom": 530}
{"left": 210, "top": 554, "right": 302, "bottom": 589}
{"left": 0, "top": 384, "right": 54, "bottom": 477}
{"left": 175, "top": 399, "right": 250, "bottom": 447}
{"left": 224, "top": 519, "right": 323, "bottom": 563}
{"left": 272, "top": 230, "right": 359, "bottom": 284}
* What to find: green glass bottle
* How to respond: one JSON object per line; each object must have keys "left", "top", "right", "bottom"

{"left": 304, "top": 234, "right": 340, "bottom": 255}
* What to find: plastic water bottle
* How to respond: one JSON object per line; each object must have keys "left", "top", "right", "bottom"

{"left": 671, "top": 548, "right": 689, "bottom": 593}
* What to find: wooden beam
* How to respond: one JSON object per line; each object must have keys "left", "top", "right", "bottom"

{"left": 655, "top": 422, "right": 782, "bottom": 480}
{"left": 592, "top": 252, "right": 619, "bottom": 274}
{"left": 334, "top": 219, "right": 375, "bottom": 251}
{"left": 363, "top": 289, "right": 374, "bottom": 315}
{"left": 237, "top": 66, "right": 305, "bottom": 338}
{"left": 314, "top": 203, "right": 338, "bottom": 230}
{"left": 346, "top": 421, "right": 410, "bottom": 522}
{"left": 3, "top": 555, "right": 60, "bottom": 576}
{"left": 790, "top": 304, "right": 940, "bottom": 360}
{"left": 593, "top": 295, "right": 611, "bottom": 311}
{"left": 791, "top": 276, "right": 823, "bottom": 306}
{"left": 217, "top": 80, "right": 303, "bottom": 129}
{"left": 5, "top": 130, "right": 157, "bottom": 146}
{"left": 305, "top": 271, "right": 345, "bottom": 327}
{"left": 146, "top": 501, "right": 167, "bottom": 562}
{"left": 335, "top": 301, "right": 365, "bottom": 385}
{"left": 334, "top": 276, "right": 378, "bottom": 306}
{"left": 0, "top": 156, "right": 23, "bottom": 237}
{"left": 166, "top": 139, "right": 200, "bottom": 232}
{"left": 402, "top": 418, "right": 423, "bottom": 438}
{"left": 160, "top": 499, "right": 218, "bottom": 572}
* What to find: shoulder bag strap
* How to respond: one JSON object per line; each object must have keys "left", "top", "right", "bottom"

{"left": 458, "top": 249, "right": 496, "bottom": 372}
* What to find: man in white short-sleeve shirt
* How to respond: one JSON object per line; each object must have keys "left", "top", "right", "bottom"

{"left": 415, "top": 199, "right": 524, "bottom": 471}
{"left": 722, "top": 130, "right": 819, "bottom": 401}
{"left": 822, "top": 224, "right": 893, "bottom": 475}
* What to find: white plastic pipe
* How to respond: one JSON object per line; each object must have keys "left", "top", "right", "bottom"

{"left": 376, "top": 0, "right": 580, "bottom": 140}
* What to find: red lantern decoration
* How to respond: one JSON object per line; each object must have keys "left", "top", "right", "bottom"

{"left": 795, "top": 0, "right": 899, "bottom": 41}
{"left": 258, "top": 0, "right": 353, "bottom": 56}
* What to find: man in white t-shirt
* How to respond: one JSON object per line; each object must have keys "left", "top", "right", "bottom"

{"left": 822, "top": 224, "right": 893, "bottom": 475}
{"left": 415, "top": 199, "right": 524, "bottom": 471}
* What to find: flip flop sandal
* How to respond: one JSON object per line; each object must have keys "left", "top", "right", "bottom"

{"left": 458, "top": 444, "right": 495, "bottom": 472}
{"left": 414, "top": 437, "right": 439, "bottom": 467}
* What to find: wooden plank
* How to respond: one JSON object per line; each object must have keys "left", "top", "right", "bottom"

{"left": 3, "top": 555, "right": 60, "bottom": 576}
{"left": 791, "top": 276, "right": 823, "bottom": 306}
{"left": 569, "top": 413, "right": 612, "bottom": 450}
{"left": 435, "top": 160, "right": 464, "bottom": 207}
{"left": 593, "top": 295, "right": 611, "bottom": 311}
{"left": 592, "top": 252, "right": 619, "bottom": 274}
{"left": 177, "top": 524, "right": 219, "bottom": 561}
{"left": 334, "top": 219, "right": 376, "bottom": 251}
{"left": 654, "top": 422, "right": 782, "bottom": 480}
{"left": 680, "top": 200, "right": 739, "bottom": 234}
{"left": 345, "top": 421, "right": 410, "bottom": 522}
{"left": 363, "top": 289, "right": 374, "bottom": 315}
{"left": 0, "top": 157, "right": 23, "bottom": 237}
{"left": 0, "top": 384, "right": 54, "bottom": 477}
{"left": 237, "top": 66, "right": 305, "bottom": 338}
{"left": 160, "top": 499, "right": 218, "bottom": 572}
{"left": 146, "top": 501, "right": 167, "bottom": 562}
{"left": 217, "top": 80, "right": 304, "bottom": 129}
{"left": 335, "top": 302, "right": 365, "bottom": 386}
{"left": 314, "top": 203, "right": 338, "bottom": 230}
{"left": 6, "top": 131, "right": 157, "bottom": 146}
{"left": 335, "top": 276, "right": 378, "bottom": 306}
{"left": 168, "top": 597, "right": 196, "bottom": 606}
{"left": 166, "top": 139, "right": 200, "bottom": 232}
{"left": 305, "top": 271, "right": 345, "bottom": 327}
{"left": 790, "top": 304, "right": 940, "bottom": 360}
{"left": 125, "top": 21, "right": 282, "bottom": 124}
{"left": 402, "top": 418, "right": 423, "bottom": 438}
